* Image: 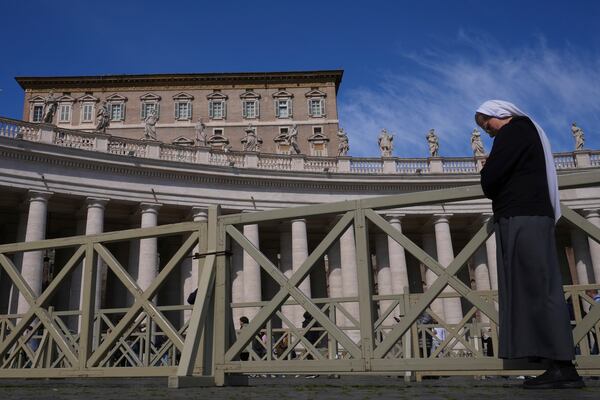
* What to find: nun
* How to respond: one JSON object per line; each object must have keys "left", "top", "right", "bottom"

{"left": 475, "top": 100, "right": 583, "bottom": 389}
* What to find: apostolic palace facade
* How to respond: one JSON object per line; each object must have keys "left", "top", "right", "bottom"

{"left": 1, "top": 69, "right": 599, "bottom": 342}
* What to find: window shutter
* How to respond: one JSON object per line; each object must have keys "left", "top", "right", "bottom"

{"left": 307, "top": 99, "right": 313, "bottom": 117}
{"left": 141, "top": 103, "right": 146, "bottom": 120}
{"left": 275, "top": 100, "right": 279, "bottom": 117}
{"left": 242, "top": 101, "right": 247, "bottom": 118}
{"left": 175, "top": 102, "right": 180, "bottom": 119}
{"left": 188, "top": 102, "right": 193, "bottom": 120}
{"left": 156, "top": 103, "right": 160, "bottom": 118}
{"left": 122, "top": 103, "right": 126, "bottom": 121}
{"left": 256, "top": 100, "right": 260, "bottom": 118}
{"left": 321, "top": 99, "right": 326, "bottom": 116}
{"left": 288, "top": 99, "right": 293, "bottom": 118}
{"left": 209, "top": 101, "right": 214, "bottom": 118}
{"left": 223, "top": 101, "right": 227, "bottom": 119}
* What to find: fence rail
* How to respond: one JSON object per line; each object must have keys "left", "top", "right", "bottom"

{"left": 0, "top": 170, "right": 598, "bottom": 386}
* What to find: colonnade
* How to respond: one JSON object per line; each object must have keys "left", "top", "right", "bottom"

{"left": 3, "top": 190, "right": 600, "bottom": 337}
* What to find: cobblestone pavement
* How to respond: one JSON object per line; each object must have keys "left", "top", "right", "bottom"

{"left": 1, "top": 375, "right": 599, "bottom": 400}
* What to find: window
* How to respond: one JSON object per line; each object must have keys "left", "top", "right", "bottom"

{"left": 209, "top": 100, "right": 225, "bottom": 119}
{"left": 279, "top": 127, "right": 289, "bottom": 135}
{"left": 32, "top": 105, "right": 44, "bottom": 122}
{"left": 213, "top": 128, "right": 224, "bottom": 136}
{"left": 175, "top": 101, "right": 191, "bottom": 120}
{"left": 277, "top": 99, "right": 291, "bottom": 118}
{"left": 242, "top": 100, "right": 258, "bottom": 119}
{"left": 58, "top": 104, "right": 71, "bottom": 123}
{"left": 309, "top": 99, "right": 324, "bottom": 117}
{"left": 141, "top": 102, "right": 159, "bottom": 119}
{"left": 173, "top": 92, "right": 194, "bottom": 121}
{"left": 313, "top": 126, "right": 323, "bottom": 135}
{"left": 110, "top": 103, "right": 125, "bottom": 121}
{"left": 81, "top": 103, "right": 94, "bottom": 122}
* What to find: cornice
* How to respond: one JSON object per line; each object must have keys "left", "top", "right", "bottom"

{"left": 15, "top": 70, "right": 344, "bottom": 93}
{"left": 0, "top": 139, "right": 477, "bottom": 194}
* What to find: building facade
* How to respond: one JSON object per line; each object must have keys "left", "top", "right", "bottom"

{"left": 17, "top": 70, "right": 343, "bottom": 156}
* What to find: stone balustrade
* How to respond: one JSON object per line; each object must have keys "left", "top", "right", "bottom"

{"left": 1, "top": 116, "right": 597, "bottom": 175}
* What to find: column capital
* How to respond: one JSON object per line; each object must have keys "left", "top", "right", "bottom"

{"left": 190, "top": 206, "right": 209, "bottom": 221}
{"left": 139, "top": 202, "right": 162, "bottom": 214}
{"left": 27, "top": 190, "right": 52, "bottom": 203}
{"left": 583, "top": 209, "right": 600, "bottom": 219}
{"left": 291, "top": 218, "right": 307, "bottom": 224}
{"left": 432, "top": 213, "right": 453, "bottom": 224}
{"left": 85, "top": 197, "right": 109, "bottom": 209}
{"left": 385, "top": 213, "right": 406, "bottom": 223}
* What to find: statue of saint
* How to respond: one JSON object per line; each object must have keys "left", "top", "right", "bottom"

{"left": 42, "top": 91, "right": 58, "bottom": 124}
{"left": 470, "top": 128, "right": 485, "bottom": 156}
{"left": 95, "top": 101, "right": 110, "bottom": 133}
{"left": 288, "top": 124, "right": 301, "bottom": 154}
{"left": 242, "top": 123, "right": 261, "bottom": 152}
{"left": 426, "top": 129, "right": 440, "bottom": 157}
{"left": 337, "top": 128, "right": 349, "bottom": 156}
{"left": 571, "top": 122, "right": 585, "bottom": 151}
{"left": 143, "top": 109, "right": 158, "bottom": 140}
{"left": 195, "top": 119, "right": 207, "bottom": 146}
{"left": 378, "top": 129, "right": 393, "bottom": 157}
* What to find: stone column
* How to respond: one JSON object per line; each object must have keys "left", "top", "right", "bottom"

{"left": 340, "top": 225, "right": 360, "bottom": 342}
{"left": 483, "top": 215, "right": 498, "bottom": 291}
{"left": 292, "top": 218, "right": 311, "bottom": 328}
{"left": 243, "top": 222, "right": 261, "bottom": 320}
{"left": 181, "top": 207, "right": 208, "bottom": 321}
{"left": 387, "top": 215, "right": 410, "bottom": 315}
{"left": 69, "top": 198, "right": 108, "bottom": 330}
{"left": 230, "top": 240, "right": 244, "bottom": 330}
{"left": 327, "top": 241, "right": 345, "bottom": 328}
{"left": 375, "top": 233, "right": 394, "bottom": 325}
{"left": 471, "top": 245, "right": 491, "bottom": 324}
{"left": 8, "top": 210, "right": 28, "bottom": 315}
{"left": 17, "top": 190, "right": 52, "bottom": 316}
{"left": 279, "top": 225, "right": 294, "bottom": 328}
{"left": 433, "top": 214, "right": 463, "bottom": 324}
{"left": 584, "top": 210, "right": 600, "bottom": 284}
{"left": 137, "top": 203, "right": 161, "bottom": 299}
{"left": 570, "top": 228, "right": 594, "bottom": 284}
{"left": 422, "top": 233, "right": 445, "bottom": 321}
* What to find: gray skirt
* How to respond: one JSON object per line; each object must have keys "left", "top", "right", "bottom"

{"left": 495, "top": 216, "right": 575, "bottom": 360}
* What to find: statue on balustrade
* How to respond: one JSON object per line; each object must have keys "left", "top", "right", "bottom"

{"left": 378, "top": 128, "right": 393, "bottom": 157}
{"left": 470, "top": 128, "right": 485, "bottom": 156}
{"left": 337, "top": 128, "right": 349, "bottom": 156}
{"left": 95, "top": 101, "right": 110, "bottom": 133}
{"left": 42, "top": 91, "right": 58, "bottom": 124}
{"left": 195, "top": 119, "right": 207, "bottom": 146}
{"left": 143, "top": 109, "right": 158, "bottom": 140}
{"left": 288, "top": 124, "right": 301, "bottom": 154}
{"left": 571, "top": 122, "right": 585, "bottom": 151}
{"left": 426, "top": 129, "right": 439, "bottom": 157}
{"left": 241, "top": 123, "right": 262, "bottom": 152}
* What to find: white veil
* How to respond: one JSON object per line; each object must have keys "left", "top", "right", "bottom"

{"left": 476, "top": 100, "right": 561, "bottom": 223}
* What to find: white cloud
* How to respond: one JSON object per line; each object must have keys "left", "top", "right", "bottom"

{"left": 338, "top": 35, "right": 600, "bottom": 157}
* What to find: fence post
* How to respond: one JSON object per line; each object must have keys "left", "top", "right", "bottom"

{"left": 78, "top": 242, "right": 98, "bottom": 370}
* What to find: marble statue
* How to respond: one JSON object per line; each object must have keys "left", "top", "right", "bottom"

{"left": 426, "top": 129, "right": 439, "bottom": 157}
{"left": 195, "top": 119, "right": 207, "bottom": 146}
{"left": 378, "top": 129, "right": 393, "bottom": 157}
{"left": 95, "top": 101, "right": 110, "bottom": 133}
{"left": 42, "top": 91, "right": 58, "bottom": 124}
{"left": 143, "top": 109, "right": 158, "bottom": 140}
{"left": 337, "top": 128, "right": 349, "bottom": 156}
{"left": 470, "top": 128, "right": 485, "bottom": 156}
{"left": 288, "top": 124, "right": 301, "bottom": 154}
{"left": 571, "top": 122, "right": 585, "bottom": 151}
{"left": 242, "top": 123, "right": 261, "bottom": 152}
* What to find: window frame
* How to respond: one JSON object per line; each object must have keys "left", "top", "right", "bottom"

{"left": 80, "top": 102, "right": 95, "bottom": 123}
{"left": 58, "top": 103, "right": 72, "bottom": 123}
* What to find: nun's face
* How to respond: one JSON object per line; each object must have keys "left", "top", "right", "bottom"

{"left": 479, "top": 117, "right": 505, "bottom": 138}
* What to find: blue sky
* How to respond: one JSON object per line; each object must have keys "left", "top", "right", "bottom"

{"left": 1, "top": 0, "right": 598, "bottom": 157}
